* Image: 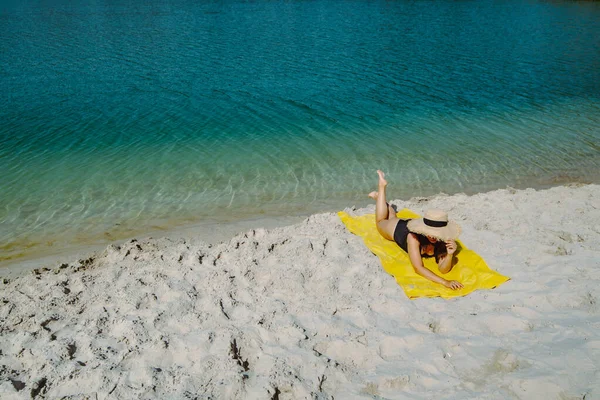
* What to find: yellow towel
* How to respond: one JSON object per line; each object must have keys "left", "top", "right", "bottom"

{"left": 338, "top": 208, "right": 509, "bottom": 299}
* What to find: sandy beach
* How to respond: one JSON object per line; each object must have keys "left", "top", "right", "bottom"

{"left": 1, "top": 184, "right": 599, "bottom": 399}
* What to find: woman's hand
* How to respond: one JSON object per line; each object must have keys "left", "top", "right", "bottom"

{"left": 445, "top": 239, "right": 457, "bottom": 255}
{"left": 444, "top": 280, "right": 463, "bottom": 290}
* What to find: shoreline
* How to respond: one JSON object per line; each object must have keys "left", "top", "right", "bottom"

{"left": 1, "top": 179, "right": 596, "bottom": 277}
{"left": 0, "top": 214, "right": 307, "bottom": 279}
{"left": 1, "top": 183, "right": 599, "bottom": 397}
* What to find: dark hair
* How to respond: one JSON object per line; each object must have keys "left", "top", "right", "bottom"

{"left": 417, "top": 234, "right": 447, "bottom": 263}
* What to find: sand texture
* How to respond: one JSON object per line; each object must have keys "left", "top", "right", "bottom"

{"left": 1, "top": 184, "right": 599, "bottom": 399}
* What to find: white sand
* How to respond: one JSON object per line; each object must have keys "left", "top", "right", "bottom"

{"left": 1, "top": 184, "right": 599, "bottom": 399}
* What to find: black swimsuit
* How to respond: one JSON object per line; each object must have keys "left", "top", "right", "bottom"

{"left": 393, "top": 219, "right": 411, "bottom": 252}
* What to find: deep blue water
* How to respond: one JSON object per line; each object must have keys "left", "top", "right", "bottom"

{"left": 1, "top": 0, "right": 600, "bottom": 263}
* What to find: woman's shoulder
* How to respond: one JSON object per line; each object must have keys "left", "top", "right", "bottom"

{"left": 406, "top": 231, "right": 419, "bottom": 242}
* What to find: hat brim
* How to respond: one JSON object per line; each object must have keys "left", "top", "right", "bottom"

{"left": 407, "top": 218, "right": 461, "bottom": 241}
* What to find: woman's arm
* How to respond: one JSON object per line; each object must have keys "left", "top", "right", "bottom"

{"left": 437, "top": 240, "right": 457, "bottom": 274}
{"left": 407, "top": 234, "right": 462, "bottom": 290}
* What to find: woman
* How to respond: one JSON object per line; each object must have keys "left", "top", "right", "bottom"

{"left": 368, "top": 170, "right": 463, "bottom": 290}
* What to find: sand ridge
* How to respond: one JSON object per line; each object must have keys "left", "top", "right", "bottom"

{"left": 1, "top": 184, "right": 599, "bottom": 399}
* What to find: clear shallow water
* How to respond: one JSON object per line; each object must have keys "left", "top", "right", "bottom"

{"left": 1, "top": 0, "right": 600, "bottom": 264}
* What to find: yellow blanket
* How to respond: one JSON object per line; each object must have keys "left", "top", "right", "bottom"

{"left": 338, "top": 208, "right": 509, "bottom": 299}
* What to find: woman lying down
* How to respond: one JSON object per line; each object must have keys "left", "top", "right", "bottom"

{"left": 368, "top": 170, "right": 463, "bottom": 290}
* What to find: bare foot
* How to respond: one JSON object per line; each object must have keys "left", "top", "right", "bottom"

{"left": 377, "top": 170, "right": 387, "bottom": 187}
{"left": 368, "top": 191, "right": 378, "bottom": 200}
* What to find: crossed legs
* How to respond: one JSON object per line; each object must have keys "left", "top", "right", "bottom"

{"left": 368, "top": 170, "right": 399, "bottom": 241}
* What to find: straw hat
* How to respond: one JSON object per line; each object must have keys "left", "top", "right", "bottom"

{"left": 407, "top": 209, "right": 461, "bottom": 241}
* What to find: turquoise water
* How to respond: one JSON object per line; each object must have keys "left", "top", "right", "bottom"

{"left": 1, "top": 0, "right": 600, "bottom": 263}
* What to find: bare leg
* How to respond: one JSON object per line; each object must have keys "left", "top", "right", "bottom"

{"left": 368, "top": 191, "right": 396, "bottom": 219}
{"left": 368, "top": 170, "right": 398, "bottom": 241}
{"left": 387, "top": 203, "right": 396, "bottom": 219}
{"left": 374, "top": 170, "right": 388, "bottom": 222}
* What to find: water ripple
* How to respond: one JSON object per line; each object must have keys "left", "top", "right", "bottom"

{"left": 1, "top": 0, "right": 600, "bottom": 263}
